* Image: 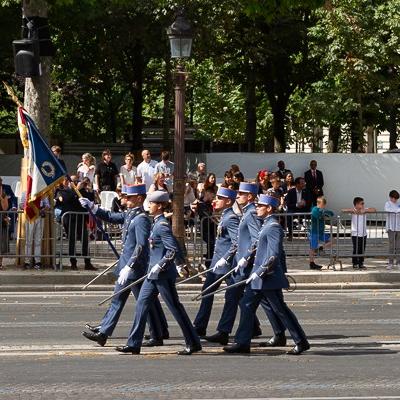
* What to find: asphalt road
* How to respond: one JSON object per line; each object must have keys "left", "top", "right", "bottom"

{"left": 1, "top": 289, "right": 400, "bottom": 400}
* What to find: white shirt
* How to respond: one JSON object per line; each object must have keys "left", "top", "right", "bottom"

{"left": 385, "top": 200, "right": 400, "bottom": 231}
{"left": 119, "top": 165, "right": 137, "bottom": 185}
{"left": 77, "top": 164, "right": 95, "bottom": 182}
{"left": 351, "top": 212, "right": 367, "bottom": 237}
{"left": 155, "top": 160, "right": 174, "bottom": 188}
{"left": 296, "top": 189, "right": 302, "bottom": 206}
{"left": 137, "top": 159, "right": 158, "bottom": 191}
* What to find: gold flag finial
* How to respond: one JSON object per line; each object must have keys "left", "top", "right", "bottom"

{"left": 3, "top": 81, "right": 23, "bottom": 108}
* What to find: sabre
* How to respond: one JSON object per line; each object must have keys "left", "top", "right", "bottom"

{"left": 198, "top": 256, "right": 276, "bottom": 300}
{"left": 81, "top": 260, "right": 118, "bottom": 290}
{"left": 98, "top": 274, "right": 148, "bottom": 306}
{"left": 176, "top": 266, "right": 213, "bottom": 286}
{"left": 199, "top": 279, "right": 246, "bottom": 300}
{"left": 191, "top": 266, "right": 237, "bottom": 301}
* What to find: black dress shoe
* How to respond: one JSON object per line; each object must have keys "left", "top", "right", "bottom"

{"left": 177, "top": 344, "right": 202, "bottom": 355}
{"left": 84, "top": 263, "right": 98, "bottom": 271}
{"left": 259, "top": 333, "right": 287, "bottom": 347}
{"left": 194, "top": 326, "right": 206, "bottom": 337}
{"left": 204, "top": 331, "right": 229, "bottom": 345}
{"left": 252, "top": 326, "right": 262, "bottom": 338}
{"left": 286, "top": 340, "right": 310, "bottom": 355}
{"left": 115, "top": 345, "right": 140, "bottom": 354}
{"left": 223, "top": 343, "right": 250, "bottom": 354}
{"left": 144, "top": 332, "right": 169, "bottom": 340}
{"left": 82, "top": 331, "right": 107, "bottom": 346}
{"left": 142, "top": 338, "right": 164, "bottom": 347}
{"left": 85, "top": 324, "right": 101, "bottom": 334}
{"left": 309, "top": 262, "right": 323, "bottom": 270}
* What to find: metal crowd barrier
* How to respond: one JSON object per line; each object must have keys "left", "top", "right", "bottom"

{"left": 2, "top": 209, "right": 400, "bottom": 272}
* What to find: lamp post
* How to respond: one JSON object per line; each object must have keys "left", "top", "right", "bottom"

{"left": 167, "top": 10, "right": 193, "bottom": 249}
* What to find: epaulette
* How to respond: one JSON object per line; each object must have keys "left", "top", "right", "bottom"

{"left": 159, "top": 221, "right": 169, "bottom": 226}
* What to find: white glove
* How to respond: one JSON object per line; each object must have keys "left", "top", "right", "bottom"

{"left": 117, "top": 265, "right": 132, "bottom": 285}
{"left": 212, "top": 258, "right": 227, "bottom": 273}
{"left": 79, "top": 198, "right": 98, "bottom": 214}
{"left": 246, "top": 272, "right": 260, "bottom": 284}
{"left": 148, "top": 264, "right": 162, "bottom": 280}
{"left": 238, "top": 257, "right": 248, "bottom": 269}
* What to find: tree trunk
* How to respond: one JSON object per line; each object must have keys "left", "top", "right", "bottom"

{"left": 271, "top": 104, "right": 286, "bottom": 152}
{"left": 130, "top": 45, "right": 144, "bottom": 152}
{"left": 23, "top": 0, "right": 51, "bottom": 140}
{"left": 245, "top": 63, "right": 257, "bottom": 152}
{"left": 162, "top": 56, "right": 172, "bottom": 150}
{"left": 389, "top": 106, "right": 398, "bottom": 149}
{"left": 351, "top": 92, "right": 364, "bottom": 153}
{"left": 328, "top": 125, "right": 340, "bottom": 152}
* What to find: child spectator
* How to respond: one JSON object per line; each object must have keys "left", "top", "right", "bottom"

{"left": 384, "top": 190, "right": 400, "bottom": 270}
{"left": 309, "top": 196, "right": 334, "bottom": 270}
{"left": 342, "top": 197, "right": 376, "bottom": 270}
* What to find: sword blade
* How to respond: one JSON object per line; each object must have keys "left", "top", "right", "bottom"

{"left": 191, "top": 267, "right": 237, "bottom": 301}
{"left": 81, "top": 261, "right": 118, "bottom": 290}
{"left": 198, "top": 279, "right": 247, "bottom": 300}
{"left": 176, "top": 267, "right": 212, "bottom": 286}
{"left": 98, "top": 274, "right": 148, "bottom": 306}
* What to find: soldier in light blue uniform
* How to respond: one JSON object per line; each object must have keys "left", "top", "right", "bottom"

{"left": 116, "top": 191, "right": 201, "bottom": 355}
{"left": 193, "top": 187, "right": 239, "bottom": 337}
{"left": 80, "top": 185, "right": 168, "bottom": 347}
{"left": 204, "top": 182, "right": 287, "bottom": 346}
{"left": 224, "top": 194, "right": 310, "bottom": 355}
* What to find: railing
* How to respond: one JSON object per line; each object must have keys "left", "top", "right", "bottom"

{"left": 1, "top": 209, "right": 400, "bottom": 272}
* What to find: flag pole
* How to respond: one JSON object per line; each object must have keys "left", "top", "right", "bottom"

{"left": 3, "top": 82, "right": 120, "bottom": 262}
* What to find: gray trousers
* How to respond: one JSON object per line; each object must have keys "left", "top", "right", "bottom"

{"left": 388, "top": 230, "right": 400, "bottom": 264}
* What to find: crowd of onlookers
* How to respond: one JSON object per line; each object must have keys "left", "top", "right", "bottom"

{"left": 2, "top": 146, "right": 400, "bottom": 272}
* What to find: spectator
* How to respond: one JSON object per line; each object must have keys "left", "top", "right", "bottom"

{"left": 77, "top": 152, "right": 96, "bottom": 183}
{"left": 111, "top": 183, "right": 126, "bottom": 213}
{"left": 155, "top": 151, "right": 174, "bottom": 190}
{"left": 119, "top": 152, "right": 137, "bottom": 186}
{"left": 0, "top": 191, "right": 9, "bottom": 270}
{"left": 309, "top": 196, "right": 334, "bottom": 270}
{"left": 95, "top": 149, "right": 119, "bottom": 192}
{"left": 201, "top": 173, "right": 218, "bottom": 198}
{"left": 256, "top": 170, "right": 271, "bottom": 194}
{"left": 233, "top": 171, "right": 244, "bottom": 189}
{"left": 184, "top": 177, "right": 197, "bottom": 220}
{"left": 0, "top": 177, "right": 17, "bottom": 239}
{"left": 276, "top": 160, "right": 292, "bottom": 180}
{"left": 20, "top": 193, "right": 50, "bottom": 270}
{"left": 384, "top": 190, "right": 400, "bottom": 270}
{"left": 304, "top": 160, "right": 324, "bottom": 206}
{"left": 282, "top": 172, "right": 295, "bottom": 194}
{"left": 285, "top": 177, "right": 312, "bottom": 239}
{"left": 266, "top": 177, "right": 285, "bottom": 210}
{"left": 222, "top": 171, "right": 234, "bottom": 188}
{"left": 55, "top": 176, "right": 96, "bottom": 271}
{"left": 51, "top": 145, "right": 67, "bottom": 172}
{"left": 192, "top": 162, "right": 207, "bottom": 184}
{"left": 230, "top": 164, "right": 240, "bottom": 175}
{"left": 148, "top": 172, "right": 169, "bottom": 194}
{"left": 136, "top": 149, "right": 158, "bottom": 191}
{"left": 342, "top": 197, "right": 376, "bottom": 270}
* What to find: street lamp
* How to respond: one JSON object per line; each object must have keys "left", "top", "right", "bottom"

{"left": 167, "top": 10, "right": 193, "bottom": 251}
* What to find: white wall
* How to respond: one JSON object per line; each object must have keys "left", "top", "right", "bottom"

{"left": 205, "top": 153, "right": 400, "bottom": 213}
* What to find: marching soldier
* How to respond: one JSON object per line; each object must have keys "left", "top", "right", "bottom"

{"left": 116, "top": 191, "right": 201, "bottom": 355}
{"left": 193, "top": 187, "right": 239, "bottom": 337}
{"left": 204, "top": 182, "right": 287, "bottom": 346}
{"left": 80, "top": 185, "right": 169, "bottom": 347}
{"left": 224, "top": 194, "right": 310, "bottom": 355}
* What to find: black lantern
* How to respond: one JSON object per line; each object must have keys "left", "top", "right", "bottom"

{"left": 166, "top": 10, "right": 193, "bottom": 59}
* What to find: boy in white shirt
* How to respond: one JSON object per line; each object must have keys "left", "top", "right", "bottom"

{"left": 384, "top": 190, "right": 400, "bottom": 269}
{"left": 342, "top": 197, "right": 376, "bottom": 270}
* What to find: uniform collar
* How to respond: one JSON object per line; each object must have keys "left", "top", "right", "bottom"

{"left": 153, "top": 213, "right": 164, "bottom": 222}
{"left": 221, "top": 207, "right": 233, "bottom": 217}
{"left": 242, "top": 202, "right": 255, "bottom": 213}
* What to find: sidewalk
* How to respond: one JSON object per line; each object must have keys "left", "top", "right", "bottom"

{"left": 1, "top": 256, "right": 400, "bottom": 292}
